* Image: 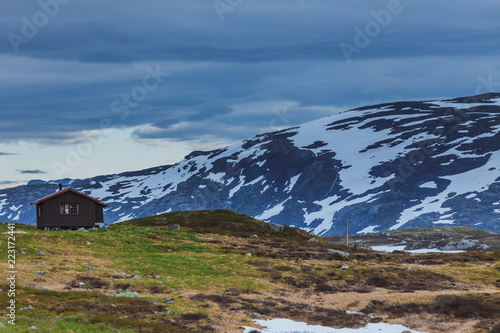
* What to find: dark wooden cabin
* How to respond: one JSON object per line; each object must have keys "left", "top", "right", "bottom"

{"left": 30, "top": 188, "right": 108, "bottom": 229}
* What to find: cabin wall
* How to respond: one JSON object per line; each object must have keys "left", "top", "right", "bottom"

{"left": 37, "top": 191, "right": 97, "bottom": 228}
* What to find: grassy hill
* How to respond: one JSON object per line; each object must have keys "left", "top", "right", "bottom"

{"left": 1, "top": 210, "right": 499, "bottom": 332}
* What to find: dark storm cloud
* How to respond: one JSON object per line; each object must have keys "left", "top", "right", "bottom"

{"left": 0, "top": 181, "right": 18, "bottom": 185}
{"left": 0, "top": 0, "right": 499, "bottom": 145}
{"left": 16, "top": 169, "right": 47, "bottom": 174}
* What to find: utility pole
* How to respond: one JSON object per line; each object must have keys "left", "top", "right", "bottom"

{"left": 345, "top": 220, "right": 349, "bottom": 247}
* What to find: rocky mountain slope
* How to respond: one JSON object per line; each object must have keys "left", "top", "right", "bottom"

{"left": 2, "top": 93, "right": 500, "bottom": 235}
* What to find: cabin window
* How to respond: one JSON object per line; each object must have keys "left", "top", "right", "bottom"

{"left": 60, "top": 204, "right": 79, "bottom": 215}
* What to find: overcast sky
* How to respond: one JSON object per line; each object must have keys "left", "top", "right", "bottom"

{"left": 1, "top": 0, "right": 499, "bottom": 188}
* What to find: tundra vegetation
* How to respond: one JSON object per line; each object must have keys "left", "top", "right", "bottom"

{"left": 0, "top": 210, "right": 499, "bottom": 332}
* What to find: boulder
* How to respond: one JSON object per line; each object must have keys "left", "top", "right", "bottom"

{"left": 440, "top": 243, "right": 456, "bottom": 251}
{"left": 456, "top": 240, "right": 475, "bottom": 250}
{"left": 269, "top": 223, "right": 284, "bottom": 232}
{"left": 327, "top": 249, "right": 350, "bottom": 257}
{"left": 479, "top": 244, "right": 490, "bottom": 250}
{"left": 161, "top": 298, "right": 175, "bottom": 303}
{"left": 111, "top": 290, "right": 140, "bottom": 298}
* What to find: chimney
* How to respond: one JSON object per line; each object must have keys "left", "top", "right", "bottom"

{"left": 59, "top": 184, "right": 63, "bottom": 192}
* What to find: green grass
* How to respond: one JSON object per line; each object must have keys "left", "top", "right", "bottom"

{"left": 2, "top": 211, "right": 500, "bottom": 332}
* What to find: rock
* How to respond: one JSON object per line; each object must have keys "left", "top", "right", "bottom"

{"left": 308, "top": 237, "right": 319, "bottom": 242}
{"left": 84, "top": 265, "right": 95, "bottom": 270}
{"left": 77, "top": 227, "right": 89, "bottom": 233}
{"left": 251, "top": 312, "right": 262, "bottom": 319}
{"left": 402, "top": 331, "right": 412, "bottom": 333}
{"left": 86, "top": 241, "right": 91, "bottom": 245}
{"left": 249, "top": 234, "right": 258, "bottom": 238}
{"left": 269, "top": 223, "right": 284, "bottom": 232}
{"left": 353, "top": 240, "right": 372, "bottom": 250}
{"left": 245, "top": 253, "right": 252, "bottom": 257}
{"left": 37, "top": 251, "right": 45, "bottom": 256}
{"left": 20, "top": 305, "right": 34, "bottom": 311}
{"left": 479, "top": 244, "right": 490, "bottom": 250}
{"left": 406, "top": 267, "right": 416, "bottom": 272}
{"left": 456, "top": 240, "right": 475, "bottom": 250}
{"left": 40, "top": 286, "right": 49, "bottom": 290}
{"left": 428, "top": 242, "right": 436, "bottom": 249}
{"left": 132, "top": 275, "right": 141, "bottom": 279}
{"left": 328, "top": 249, "right": 350, "bottom": 257}
{"left": 160, "top": 218, "right": 167, "bottom": 221}
{"left": 340, "top": 265, "right": 349, "bottom": 271}
{"left": 36, "top": 271, "right": 50, "bottom": 275}
{"left": 440, "top": 243, "right": 456, "bottom": 251}
{"left": 0, "top": 322, "right": 4, "bottom": 327}
{"left": 161, "top": 298, "right": 175, "bottom": 303}
{"left": 60, "top": 281, "right": 68, "bottom": 285}
{"left": 77, "top": 282, "right": 88, "bottom": 288}
{"left": 111, "top": 290, "right": 140, "bottom": 298}
{"left": 28, "top": 326, "right": 37, "bottom": 330}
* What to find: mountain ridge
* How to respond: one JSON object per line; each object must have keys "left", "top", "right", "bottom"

{"left": 2, "top": 93, "right": 500, "bottom": 235}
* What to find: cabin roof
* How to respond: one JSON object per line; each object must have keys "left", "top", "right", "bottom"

{"left": 30, "top": 188, "right": 109, "bottom": 207}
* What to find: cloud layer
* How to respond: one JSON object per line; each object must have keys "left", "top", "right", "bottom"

{"left": 0, "top": 0, "right": 499, "bottom": 187}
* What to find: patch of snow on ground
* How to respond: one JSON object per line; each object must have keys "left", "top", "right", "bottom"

{"left": 229, "top": 175, "right": 246, "bottom": 198}
{"left": 434, "top": 220, "right": 455, "bottom": 225}
{"left": 243, "top": 318, "right": 427, "bottom": 333}
{"left": 372, "top": 245, "right": 464, "bottom": 254}
{"left": 285, "top": 174, "right": 300, "bottom": 192}
{"left": 256, "top": 197, "right": 291, "bottom": 221}
{"left": 206, "top": 172, "right": 226, "bottom": 183}
{"left": 420, "top": 181, "right": 438, "bottom": 189}
{"left": 357, "top": 225, "right": 377, "bottom": 234}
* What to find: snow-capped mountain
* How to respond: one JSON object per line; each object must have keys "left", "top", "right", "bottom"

{"left": 3, "top": 93, "right": 500, "bottom": 235}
